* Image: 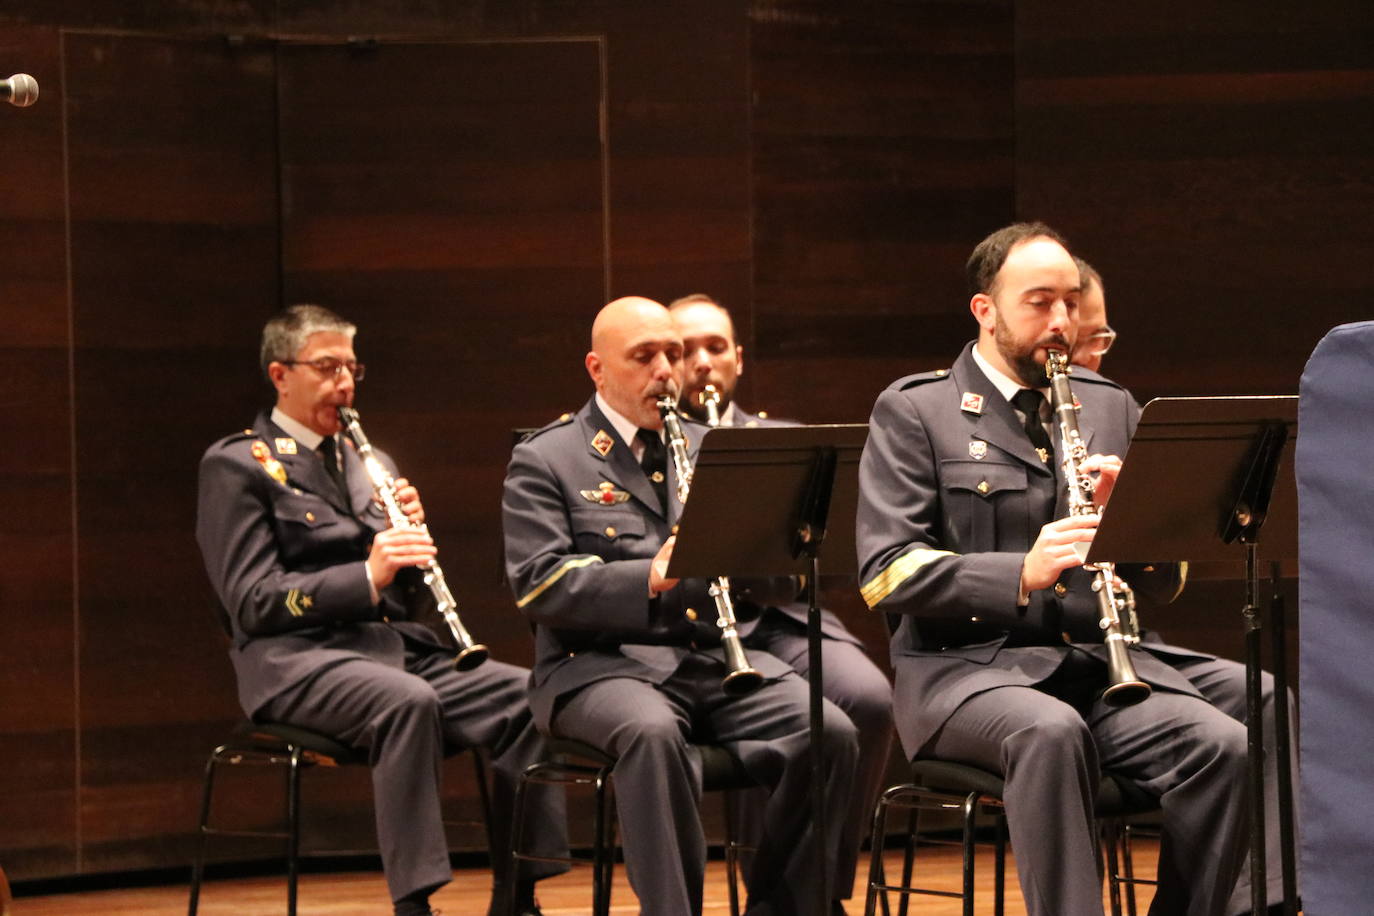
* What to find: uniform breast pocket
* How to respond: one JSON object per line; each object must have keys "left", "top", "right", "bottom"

{"left": 569, "top": 507, "right": 649, "bottom": 561}
{"left": 940, "top": 459, "right": 1028, "bottom": 549}
{"left": 270, "top": 492, "right": 355, "bottom": 560}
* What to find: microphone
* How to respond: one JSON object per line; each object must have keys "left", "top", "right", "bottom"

{"left": 3, "top": 74, "right": 39, "bottom": 107}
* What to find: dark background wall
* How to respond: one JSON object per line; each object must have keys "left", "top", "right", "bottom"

{"left": 1, "top": 0, "right": 1368, "bottom": 881}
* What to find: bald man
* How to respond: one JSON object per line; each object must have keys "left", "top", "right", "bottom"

{"left": 502, "top": 297, "right": 859, "bottom": 916}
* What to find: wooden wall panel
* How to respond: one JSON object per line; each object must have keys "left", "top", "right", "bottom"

{"left": 277, "top": 38, "right": 605, "bottom": 682}
{"left": 62, "top": 31, "right": 280, "bottom": 873}
{"left": 0, "top": 24, "right": 79, "bottom": 880}
{"left": 1015, "top": 1, "right": 1374, "bottom": 401}
{"left": 749, "top": 0, "right": 1017, "bottom": 425}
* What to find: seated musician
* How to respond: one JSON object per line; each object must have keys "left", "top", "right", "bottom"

{"left": 195, "top": 304, "right": 565, "bottom": 916}
{"left": 855, "top": 224, "right": 1252, "bottom": 916}
{"left": 502, "top": 295, "right": 859, "bottom": 916}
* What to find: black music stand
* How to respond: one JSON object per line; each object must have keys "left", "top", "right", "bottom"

{"left": 667, "top": 423, "right": 869, "bottom": 912}
{"left": 1087, "top": 395, "right": 1299, "bottom": 915}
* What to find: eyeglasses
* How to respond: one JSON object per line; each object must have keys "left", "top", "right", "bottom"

{"left": 281, "top": 357, "right": 366, "bottom": 381}
{"left": 1084, "top": 327, "right": 1118, "bottom": 357}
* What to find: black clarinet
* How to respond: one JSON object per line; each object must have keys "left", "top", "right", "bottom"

{"left": 1044, "top": 352, "right": 1149, "bottom": 707}
{"left": 656, "top": 395, "right": 764, "bottom": 696}
{"left": 338, "top": 406, "right": 489, "bottom": 671}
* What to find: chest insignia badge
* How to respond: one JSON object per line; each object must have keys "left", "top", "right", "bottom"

{"left": 274, "top": 437, "right": 298, "bottom": 455}
{"left": 590, "top": 429, "right": 616, "bottom": 457}
{"left": 960, "top": 392, "right": 985, "bottom": 415}
{"left": 250, "top": 440, "right": 288, "bottom": 486}
{"left": 968, "top": 440, "right": 987, "bottom": 460}
{"left": 581, "top": 481, "right": 631, "bottom": 505}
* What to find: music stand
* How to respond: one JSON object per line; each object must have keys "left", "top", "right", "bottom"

{"left": 1087, "top": 395, "right": 1299, "bottom": 915}
{"left": 668, "top": 423, "right": 869, "bottom": 912}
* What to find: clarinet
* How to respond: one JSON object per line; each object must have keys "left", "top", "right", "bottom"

{"left": 656, "top": 394, "right": 764, "bottom": 696}
{"left": 337, "top": 406, "right": 490, "bottom": 671}
{"left": 1044, "top": 352, "right": 1150, "bottom": 707}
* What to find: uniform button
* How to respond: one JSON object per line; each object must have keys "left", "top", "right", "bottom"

{"left": 1054, "top": 583, "right": 1068, "bottom": 597}
{"left": 685, "top": 608, "right": 698, "bottom": 621}
{"left": 381, "top": 615, "right": 390, "bottom": 623}
{"left": 293, "top": 488, "right": 302, "bottom": 494}
{"left": 305, "top": 511, "right": 316, "bottom": 522}
{"left": 671, "top": 525, "right": 679, "bottom": 535}
{"left": 969, "top": 616, "right": 980, "bottom": 622}
{"left": 1061, "top": 631, "right": 1073, "bottom": 643}
{"left": 976, "top": 480, "right": 990, "bottom": 495}
{"left": 604, "top": 526, "right": 617, "bottom": 538}
{"left": 935, "top": 369, "right": 947, "bottom": 377}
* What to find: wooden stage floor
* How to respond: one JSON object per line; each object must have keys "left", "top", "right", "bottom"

{"left": 14, "top": 840, "right": 1160, "bottom": 915}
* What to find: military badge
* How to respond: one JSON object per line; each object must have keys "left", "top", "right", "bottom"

{"left": 580, "top": 481, "right": 631, "bottom": 505}
{"left": 650, "top": 471, "right": 665, "bottom": 483}
{"left": 590, "top": 429, "right": 616, "bottom": 457}
{"left": 960, "top": 392, "right": 985, "bottom": 415}
{"left": 274, "top": 437, "right": 298, "bottom": 455}
{"left": 250, "top": 440, "right": 288, "bottom": 486}
{"left": 968, "top": 440, "right": 987, "bottom": 460}
{"left": 1036, "top": 447, "right": 1050, "bottom": 464}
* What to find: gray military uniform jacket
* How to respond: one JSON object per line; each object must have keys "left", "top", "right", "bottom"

{"left": 856, "top": 343, "right": 1206, "bottom": 756}
{"left": 502, "top": 397, "right": 796, "bottom": 730}
{"left": 197, "top": 410, "right": 446, "bottom": 718}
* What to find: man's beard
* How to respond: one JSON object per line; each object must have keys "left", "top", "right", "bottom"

{"left": 995, "top": 318, "right": 1070, "bottom": 389}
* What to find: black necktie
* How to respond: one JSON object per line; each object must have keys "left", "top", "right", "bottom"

{"left": 318, "top": 435, "right": 348, "bottom": 498}
{"left": 636, "top": 428, "right": 668, "bottom": 512}
{"left": 1011, "top": 389, "right": 1054, "bottom": 463}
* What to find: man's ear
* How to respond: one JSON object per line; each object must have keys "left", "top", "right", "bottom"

{"left": 584, "top": 351, "right": 602, "bottom": 388}
{"left": 267, "top": 361, "right": 289, "bottom": 396}
{"left": 970, "top": 293, "right": 996, "bottom": 334}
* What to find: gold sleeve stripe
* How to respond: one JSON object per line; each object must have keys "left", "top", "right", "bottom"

{"left": 515, "top": 556, "right": 604, "bottom": 609}
{"left": 860, "top": 548, "right": 956, "bottom": 608}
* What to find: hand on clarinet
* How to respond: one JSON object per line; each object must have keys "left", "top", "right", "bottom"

{"left": 367, "top": 526, "right": 436, "bottom": 588}
{"left": 392, "top": 476, "right": 426, "bottom": 525}
{"left": 1077, "top": 454, "right": 1123, "bottom": 510}
{"left": 1020, "top": 514, "right": 1099, "bottom": 593}
{"left": 649, "top": 535, "right": 680, "bottom": 596}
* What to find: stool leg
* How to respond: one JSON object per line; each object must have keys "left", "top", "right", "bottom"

{"left": 286, "top": 747, "right": 303, "bottom": 916}
{"left": 862, "top": 787, "right": 893, "bottom": 916}
{"left": 897, "top": 803, "right": 918, "bottom": 916}
{"left": 1103, "top": 819, "right": 1123, "bottom": 916}
{"left": 187, "top": 746, "right": 226, "bottom": 916}
{"left": 723, "top": 788, "right": 741, "bottom": 916}
{"left": 1121, "top": 824, "right": 1139, "bottom": 916}
{"left": 961, "top": 793, "right": 977, "bottom": 916}
{"left": 506, "top": 765, "right": 537, "bottom": 916}
{"left": 994, "top": 810, "right": 1006, "bottom": 916}
{"left": 592, "top": 769, "right": 613, "bottom": 916}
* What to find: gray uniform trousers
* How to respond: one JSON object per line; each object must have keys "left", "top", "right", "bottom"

{"left": 740, "top": 609, "right": 894, "bottom": 900}
{"left": 260, "top": 644, "right": 566, "bottom": 904}
{"left": 1168, "top": 654, "right": 1298, "bottom": 914}
{"left": 550, "top": 652, "right": 859, "bottom": 916}
{"left": 921, "top": 651, "right": 1249, "bottom": 916}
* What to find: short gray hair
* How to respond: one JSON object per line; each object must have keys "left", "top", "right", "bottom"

{"left": 259, "top": 304, "right": 356, "bottom": 377}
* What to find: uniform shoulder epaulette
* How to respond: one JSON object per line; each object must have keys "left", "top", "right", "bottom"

{"left": 519, "top": 411, "right": 577, "bottom": 443}
{"left": 894, "top": 368, "right": 952, "bottom": 391}
{"left": 1065, "top": 367, "right": 1125, "bottom": 391}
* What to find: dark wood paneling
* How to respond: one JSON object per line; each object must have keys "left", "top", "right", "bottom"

{"left": 749, "top": 0, "right": 1017, "bottom": 423}
{"left": 277, "top": 38, "right": 605, "bottom": 686}
{"left": 0, "top": 24, "right": 79, "bottom": 880}
{"left": 1015, "top": 1, "right": 1374, "bottom": 401}
{"left": 63, "top": 31, "right": 279, "bottom": 873}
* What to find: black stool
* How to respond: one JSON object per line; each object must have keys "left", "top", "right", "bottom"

{"left": 187, "top": 721, "right": 493, "bottom": 916}
{"left": 507, "top": 736, "right": 756, "bottom": 916}
{"left": 863, "top": 759, "right": 1159, "bottom": 916}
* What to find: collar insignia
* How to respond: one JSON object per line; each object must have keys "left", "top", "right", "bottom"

{"left": 580, "top": 481, "right": 631, "bottom": 505}
{"left": 960, "top": 392, "right": 985, "bottom": 415}
{"left": 250, "top": 440, "right": 288, "bottom": 486}
{"left": 590, "top": 429, "right": 615, "bottom": 457}
{"left": 968, "top": 440, "right": 987, "bottom": 460}
{"left": 1036, "top": 447, "right": 1050, "bottom": 464}
{"left": 274, "top": 437, "right": 298, "bottom": 455}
